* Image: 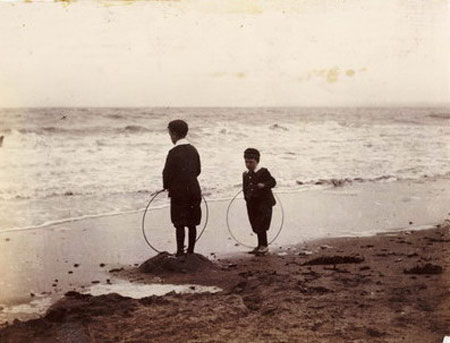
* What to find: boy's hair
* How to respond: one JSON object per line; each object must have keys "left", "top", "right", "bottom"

{"left": 168, "top": 120, "right": 188, "bottom": 138}
{"left": 244, "top": 148, "right": 260, "bottom": 162}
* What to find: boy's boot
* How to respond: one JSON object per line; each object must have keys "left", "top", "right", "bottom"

{"left": 249, "top": 234, "right": 260, "bottom": 254}
{"left": 187, "top": 226, "right": 197, "bottom": 254}
{"left": 175, "top": 226, "right": 185, "bottom": 256}
{"left": 256, "top": 231, "right": 269, "bottom": 256}
{"left": 256, "top": 245, "right": 269, "bottom": 256}
{"left": 249, "top": 231, "right": 262, "bottom": 254}
{"left": 248, "top": 246, "right": 260, "bottom": 254}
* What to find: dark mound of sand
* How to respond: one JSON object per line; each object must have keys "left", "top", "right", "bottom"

{"left": 46, "top": 291, "right": 139, "bottom": 323}
{"left": 404, "top": 263, "right": 443, "bottom": 275}
{"left": 0, "top": 292, "right": 140, "bottom": 343}
{"left": 139, "top": 252, "right": 216, "bottom": 275}
{"left": 302, "top": 255, "right": 364, "bottom": 266}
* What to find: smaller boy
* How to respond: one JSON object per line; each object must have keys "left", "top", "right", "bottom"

{"left": 242, "top": 148, "right": 276, "bottom": 256}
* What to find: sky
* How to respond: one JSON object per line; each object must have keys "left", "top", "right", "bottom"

{"left": 0, "top": 0, "right": 449, "bottom": 107}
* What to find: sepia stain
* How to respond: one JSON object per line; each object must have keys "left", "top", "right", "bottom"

{"left": 298, "top": 67, "right": 366, "bottom": 83}
{"left": 100, "top": 0, "right": 132, "bottom": 6}
{"left": 99, "top": 0, "right": 180, "bottom": 6}
{"left": 54, "top": 0, "right": 75, "bottom": 6}
{"left": 326, "top": 67, "right": 340, "bottom": 83}
{"left": 345, "top": 69, "right": 355, "bottom": 77}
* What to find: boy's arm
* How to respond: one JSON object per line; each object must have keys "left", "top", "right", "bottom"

{"left": 196, "top": 149, "right": 201, "bottom": 176}
{"left": 162, "top": 151, "right": 175, "bottom": 190}
{"left": 260, "top": 169, "right": 276, "bottom": 188}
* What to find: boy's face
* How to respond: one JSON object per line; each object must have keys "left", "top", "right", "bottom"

{"left": 168, "top": 129, "right": 178, "bottom": 144}
{"left": 245, "top": 158, "right": 258, "bottom": 171}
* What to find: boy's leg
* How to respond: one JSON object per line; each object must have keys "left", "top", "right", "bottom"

{"left": 175, "top": 225, "right": 185, "bottom": 256}
{"left": 256, "top": 206, "right": 272, "bottom": 256}
{"left": 258, "top": 231, "right": 268, "bottom": 247}
{"left": 260, "top": 206, "right": 273, "bottom": 241}
{"left": 187, "top": 226, "right": 197, "bottom": 254}
{"left": 246, "top": 202, "right": 260, "bottom": 249}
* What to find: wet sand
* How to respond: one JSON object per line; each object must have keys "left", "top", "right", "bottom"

{"left": 1, "top": 222, "right": 449, "bottom": 343}
{"left": 0, "top": 178, "right": 449, "bottom": 322}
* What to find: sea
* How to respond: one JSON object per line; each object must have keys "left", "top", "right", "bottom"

{"left": 0, "top": 107, "right": 449, "bottom": 231}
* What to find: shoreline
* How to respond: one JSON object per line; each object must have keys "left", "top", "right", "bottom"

{"left": 1, "top": 223, "right": 449, "bottom": 342}
{"left": 2, "top": 174, "right": 450, "bottom": 234}
{"left": 0, "top": 185, "right": 378, "bottom": 234}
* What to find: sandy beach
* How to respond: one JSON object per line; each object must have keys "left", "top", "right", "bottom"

{"left": 0, "top": 178, "right": 449, "bottom": 342}
{"left": 0, "top": 222, "right": 449, "bottom": 342}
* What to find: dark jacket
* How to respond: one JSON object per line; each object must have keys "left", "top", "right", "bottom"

{"left": 163, "top": 143, "right": 201, "bottom": 200}
{"left": 243, "top": 167, "right": 276, "bottom": 206}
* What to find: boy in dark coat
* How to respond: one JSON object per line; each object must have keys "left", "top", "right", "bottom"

{"left": 163, "top": 120, "right": 202, "bottom": 256}
{"left": 243, "top": 148, "right": 276, "bottom": 256}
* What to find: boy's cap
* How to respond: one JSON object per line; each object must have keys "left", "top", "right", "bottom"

{"left": 244, "top": 148, "right": 260, "bottom": 162}
{"left": 168, "top": 120, "right": 188, "bottom": 138}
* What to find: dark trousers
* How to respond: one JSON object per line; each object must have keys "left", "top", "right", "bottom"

{"left": 170, "top": 196, "right": 201, "bottom": 227}
{"left": 246, "top": 201, "right": 273, "bottom": 247}
{"left": 175, "top": 225, "right": 197, "bottom": 253}
{"left": 256, "top": 231, "right": 268, "bottom": 247}
{"left": 170, "top": 195, "right": 201, "bottom": 254}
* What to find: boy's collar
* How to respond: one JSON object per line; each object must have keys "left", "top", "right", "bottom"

{"left": 175, "top": 138, "right": 189, "bottom": 146}
{"left": 246, "top": 165, "right": 261, "bottom": 174}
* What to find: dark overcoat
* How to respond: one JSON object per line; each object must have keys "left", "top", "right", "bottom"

{"left": 243, "top": 168, "right": 276, "bottom": 233}
{"left": 163, "top": 143, "right": 202, "bottom": 226}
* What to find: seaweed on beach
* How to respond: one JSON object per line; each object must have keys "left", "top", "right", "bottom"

{"left": 403, "top": 263, "right": 443, "bottom": 275}
{"left": 424, "top": 236, "right": 450, "bottom": 243}
{"left": 302, "top": 255, "right": 364, "bottom": 266}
